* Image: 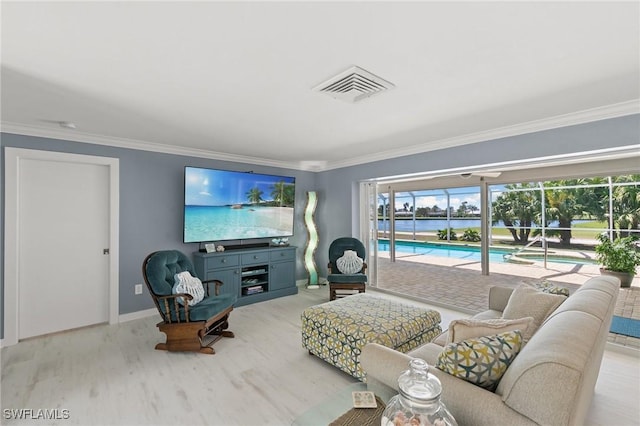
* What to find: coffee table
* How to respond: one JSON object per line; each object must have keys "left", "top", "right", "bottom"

{"left": 292, "top": 381, "right": 396, "bottom": 426}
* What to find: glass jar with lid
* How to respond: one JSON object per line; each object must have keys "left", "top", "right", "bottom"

{"left": 381, "top": 358, "right": 457, "bottom": 426}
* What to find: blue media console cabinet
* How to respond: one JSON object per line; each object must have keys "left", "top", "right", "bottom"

{"left": 193, "top": 246, "right": 298, "bottom": 307}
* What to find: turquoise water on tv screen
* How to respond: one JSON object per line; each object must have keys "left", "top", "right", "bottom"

{"left": 184, "top": 205, "right": 294, "bottom": 242}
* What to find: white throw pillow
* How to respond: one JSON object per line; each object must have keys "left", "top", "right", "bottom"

{"left": 447, "top": 317, "right": 535, "bottom": 344}
{"left": 336, "top": 250, "right": 364, "bottom": 274}
{"left": 173, "top": 271, "right": 205, "bottom": 306}
{"left": 502, "top": 284, "right": 566, "bottom": 341}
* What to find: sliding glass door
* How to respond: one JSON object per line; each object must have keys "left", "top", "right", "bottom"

{"left": 359, "top": 181, "right": 378, "bottom": 287}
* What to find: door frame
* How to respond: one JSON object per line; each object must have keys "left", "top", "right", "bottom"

{"left": 2, "top": 148, "right": 120, "bottom": 347}
{"left": 358, "top": 181, "right": 378, "bottom": 287}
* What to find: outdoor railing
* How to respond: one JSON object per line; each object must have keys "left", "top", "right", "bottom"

{"left": 503, "top": 236, "right": 549, "bottom": 268}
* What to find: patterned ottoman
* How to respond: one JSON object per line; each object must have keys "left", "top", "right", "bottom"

{"left": 301, "top": 293, "right": 442, "bottom": 380}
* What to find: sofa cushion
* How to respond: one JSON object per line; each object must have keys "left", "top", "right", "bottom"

{"left": 502, "top": 284, "right": 566, "bottom": 340}
{"left": 488, "top": 285, "right": 515, "bottom": 312}
{"left": 436, "top": 330, "right": 523, "bottom": 391}
{"left": 327, "top": 273, "right": 367, "bottom": 283}
{"left": 432, "top": 330, "right": 449, "bottom": 346}
{"left": 447, "top": 317, "right": 535, "bottom": 344}
{"left": 186, "top": 294, "right": 235, "bottom": 322}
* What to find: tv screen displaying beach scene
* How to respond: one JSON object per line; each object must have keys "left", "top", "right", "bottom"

{"left": 184, "top": 167, "right": 296, "bottom": 243}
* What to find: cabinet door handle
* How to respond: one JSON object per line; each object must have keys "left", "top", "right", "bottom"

{"left": 222, "top": 259, "right": 227, "bottom": 263}
{"left": 254, "top": 255, "right": 258, "bottom": 259}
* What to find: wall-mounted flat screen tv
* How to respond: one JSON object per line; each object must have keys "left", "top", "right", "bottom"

{"left": 183, "top": 166, "right": 296, "bottom": 243}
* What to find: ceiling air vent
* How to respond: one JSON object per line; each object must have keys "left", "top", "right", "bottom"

{"left": 313, "top": 66, "right": 395, "bottom": 103}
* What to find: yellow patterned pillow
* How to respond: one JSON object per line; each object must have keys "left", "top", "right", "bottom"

{"left": 435, "top": 330, "right": 523, "bottom": 391}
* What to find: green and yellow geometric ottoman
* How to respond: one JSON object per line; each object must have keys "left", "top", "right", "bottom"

{"left": 301, "top": 293, "right": 442, "bottom": 380}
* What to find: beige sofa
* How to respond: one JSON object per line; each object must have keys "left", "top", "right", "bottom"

{"left": 361, "top": 275, "right": 620, "bottom": 426}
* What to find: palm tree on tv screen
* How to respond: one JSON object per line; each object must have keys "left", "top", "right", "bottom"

{"left": 270, "top": 181, "right": 295, "bottom": 207}
{"left": 246, "top": 187, "right": 264, "bottom": 205}
{"left": 271, "top": 181, "right": 286, "bottom": 206}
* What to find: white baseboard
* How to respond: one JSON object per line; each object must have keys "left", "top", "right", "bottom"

{"left": 296, "top": 278, "right": 328, "bottom": 287}
{"left": 118, "top": 308, "right": 159, "bottom": 323}
{"left": 2, "top": 310, "right": 159, "bottom": 347}
{"left": 606, "top": 341, "right": 640, "bottom": 357}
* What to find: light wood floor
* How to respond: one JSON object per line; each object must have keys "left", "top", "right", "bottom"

{"left": 1, "top": 287, "right": 639, "bottom": 425}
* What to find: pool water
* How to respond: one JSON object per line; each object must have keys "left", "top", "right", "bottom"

{"left": 378, "top": 240, "right": 595, "bottom": 265}
{"left": 379, "top": 240, "right": 509, "bottom": 263}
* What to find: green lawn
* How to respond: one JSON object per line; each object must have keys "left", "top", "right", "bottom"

{"left": 387, "top": 220, "right": 614, "bottom": 247}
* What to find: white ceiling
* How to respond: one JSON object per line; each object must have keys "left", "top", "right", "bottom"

{"left": 2, "top": 1, "right": 639, "bottom": 171}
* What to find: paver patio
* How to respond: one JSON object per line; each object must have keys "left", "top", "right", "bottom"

{"left": 376, "top": 252, "right": 640, "bottom": 350}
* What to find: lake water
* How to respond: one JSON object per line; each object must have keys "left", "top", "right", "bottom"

{"left": 378, "top": 219, "right": 589, "bottom": 232}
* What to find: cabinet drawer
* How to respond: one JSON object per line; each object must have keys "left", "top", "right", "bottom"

{"left": 270, "top": 248, "right": 295, "bottom": 262}
{"left": 205, "top": 254, "right": 239, "bottom": 269}
{"left": 242, "top": 251, "right": 270, "bottom": 265}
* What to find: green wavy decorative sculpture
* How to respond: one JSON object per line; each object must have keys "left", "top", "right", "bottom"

{"left": 304, "top": 191, "right": 319, "bottom": 288}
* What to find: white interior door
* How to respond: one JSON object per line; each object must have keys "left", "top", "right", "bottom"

{"left": 18, "top": 158, "right": 110, "bottom": 339}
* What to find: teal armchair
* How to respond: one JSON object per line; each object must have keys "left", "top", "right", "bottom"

{"left": 142, "top": 250, "right": 235, "bottom": 354}
{"left": 327, "top": 237, "right": 368, "bottom": 301}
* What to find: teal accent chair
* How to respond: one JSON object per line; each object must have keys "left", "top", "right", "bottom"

{"left": 327, "top": 237, "right": 368, "bottom": 301}
{"left": 142, "top": 250, "right": 235, "bottom": 354}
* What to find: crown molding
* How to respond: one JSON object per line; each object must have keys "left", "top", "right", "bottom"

{"left": 2, "top": 99, "right": 638, "bottom": 172}
{"left": 376, "top": 144, "right": 640, "bottom": 188}
{"left": 0, "top": 122, "right": 300, "bottom": 170}
{"left": 323, "top": 99, "right": 640, "bottom": 171}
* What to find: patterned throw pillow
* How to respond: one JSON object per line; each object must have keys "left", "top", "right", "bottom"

{"left": 532, "top": 280, "right": 571, "bottom": 297}
{"left": 447, "top": 317, "right": 535, "bottom": 344}
{"left": 436, "top": 330, "right": 523, "bottom": 391}
{"left": 173, "top": 271, "right": 205, "bottom": 306}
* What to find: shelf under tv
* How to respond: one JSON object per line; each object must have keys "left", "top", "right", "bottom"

{"left": 222, "top": 242, "right": 271, "bottom": 251}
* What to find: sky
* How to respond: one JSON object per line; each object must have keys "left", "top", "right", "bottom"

{"left": 381, "top": 186, "right": 507, "bottom": 211}
{"left": 185, "top": 167, "right": 295, "bottom": 206}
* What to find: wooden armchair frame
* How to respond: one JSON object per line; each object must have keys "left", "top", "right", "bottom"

{"left": 142, "top": 251, "right": 234, "bottom": 355}
{"left": 327, "top": 262, "right": 367, "bottom": 301}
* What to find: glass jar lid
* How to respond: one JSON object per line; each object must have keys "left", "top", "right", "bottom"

{"left": 397, "top": 358, "right": 443, "bottom": 403}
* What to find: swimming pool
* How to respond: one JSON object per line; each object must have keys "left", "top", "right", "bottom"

{"left": 378, "top": 240, "right": 596, "bottom": 265}
{"left": 378, "top": 240, "right": 508, "bottom": 263}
